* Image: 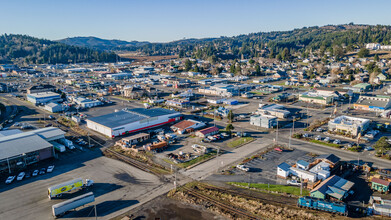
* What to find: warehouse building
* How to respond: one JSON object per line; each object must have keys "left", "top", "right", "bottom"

{"left": 0, "top": 127, "right": 65, "bottom": 173}
{"left": 310, "top": 175, "right": 354, "bottom": 200}
{"left": 250, "top": 114, "right": 277, "bottom": 128}
{"left": 328, "top": 116, "right": 370, "bottom": 137}
{"left": 354, "top": 95, "right": 391, "bottom": 112}
{"left": 86, "top": 108, "right": 181, "bottom": 138}
{"left": 27, "top": 92, "right": 62, "bottom": 104}
{"left": 74, "top": 97, "right": 103, "bottom": 108}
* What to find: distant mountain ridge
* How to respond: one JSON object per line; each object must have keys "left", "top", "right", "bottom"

{"left": 58, "top": 36, "right": 150, "bottom": 50}
{"left": 0, "top": 34, "right": 119, "bottom": 64}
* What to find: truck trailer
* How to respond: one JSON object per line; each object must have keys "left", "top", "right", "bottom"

{"left": 51, "top": 141, "right": 66, "bottom": 153}
{"left": 48, "top": 178, "right": 94, "bottom": 199}
{"left": 52, "top": 192, "right": 95, "bottom": 218}
{"left": 59, "top": 138, "right": 75, "bottom": 150}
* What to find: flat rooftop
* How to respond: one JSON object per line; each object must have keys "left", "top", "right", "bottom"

{"left": 87, "top": 108, "right": 179, "bottom": 128}
{"left": 0, "top": 132, "right": 52, "bottom": 161}
{"left": 28, "top": 92, "right": 60, "bottom": 98}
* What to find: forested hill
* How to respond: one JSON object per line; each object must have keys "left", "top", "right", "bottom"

{"left": 58, "top": 36, "right": 150, "bottom": 51}
{"left": 0, "top": 34, "right": 119, "bottom": 64}
{"left": 122, "top": 24, "right": 391, "bottom": 59}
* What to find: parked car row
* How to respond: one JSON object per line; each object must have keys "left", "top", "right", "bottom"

{"left": 5, "top": 165, "right": 54, "bottom": 184}
{"left": 202, "top": 133, "right": 229, "bottom": 143}
{"left": 315, "top": 135, "right": 341, "bottom": 144}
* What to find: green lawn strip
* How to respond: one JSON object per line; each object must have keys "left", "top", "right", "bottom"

{"left": 309, "top": 139, "right": 342, "bottom": 148}
{"left": 177, "top": 151, "right": 217, "bottom": 168}
{"left": 227, "top": 137, "right": 255, "bottom": 148}
{"left": 229, "top": 182, "right": 309, "bottom": 196}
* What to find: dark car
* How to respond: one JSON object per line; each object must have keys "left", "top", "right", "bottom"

{"left": 39, "top": 168, "right": 46, "bottom": 175}
{"left": 24, "top": 172, "right": 31, "bottom": 178}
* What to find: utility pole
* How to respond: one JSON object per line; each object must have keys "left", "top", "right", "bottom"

{"left": 306, "top": 103, "right": 309, "bottom": 129}
{"left": 276, "top": 119, "right": 279, "bottom": 146}
{"left": 88, "top": 131, "right": 91, "bottom": 148}
{"left": 94, "top": 204, "right": 97, "bottom": 220}
{"left": 289, "top": 128, "right": 292, "bottom": 149}
{"left": 292, "top": 116, "right": 295, "bottom": 134}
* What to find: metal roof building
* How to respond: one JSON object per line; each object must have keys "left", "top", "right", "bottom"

{"left": 0, "top": 127, "right": 65, "bottom": 173}
{"left": 86, "top": 108, "right": 181, "bottom": 138}
{"left": 311, "top": 175, "right": 354, "bottom": 200}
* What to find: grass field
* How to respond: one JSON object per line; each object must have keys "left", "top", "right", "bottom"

{"left": 227, "top": 137, "right": 254, "bottom": 148}
{"left": 229, "top": 182, "right": 310, "bottom": 196}
{"left": 177, "top": 151, "right": 217, "bottom": 168}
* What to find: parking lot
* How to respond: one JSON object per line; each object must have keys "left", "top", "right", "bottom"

{"left": 0, "top": 147, "right": 166, "bottom": 220}
{"left": 206, "top": 147, "right": 315, "bottom": 184}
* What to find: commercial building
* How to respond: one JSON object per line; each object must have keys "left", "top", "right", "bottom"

{"left": 106, "top": 72, "right": 133, "bottom": 80}
{"left": 165, "top": 99, "right": 190, "bottom": 108}
{"left": 299, "top": 92, "right": 335, "bottom": 105}
{"left": 170, "top": 119, "right": 206, "bottom": 134}
{"left": 27, "top": 92, "right": 62, "bottom": 104}
{"left": 371, "top": 178, "right": 390, "bottom": 193}
{"left": 257, "top": 104, "right": 290, "bottom": 119}
{"left": 328, "top": 116, "right": 370, "bottom": 137}
{"left": 250, "top": 115, "right": 277, "bottom": 128}
{"left": 86, "top": 108, "right": 181, "bottom": 138}
{"left": 27, "top": 84, "right": 56, "bottom": 94}
{"left": 44, "top": 102, "right": 65, "bottom": 113}
{"left": 310, "top": 175, "right": 354, "bottom": 200}
{"left": 354, "top": 95, "right": 391, "bottom": 112}
{"left": 195, "top": 126, "right": 219, "bottom": 138}
{"left": 0, "top": 127, "right": 65, "bottom": 173}
{"left": 74, "top": 97, "right": 103, "bottom": 108}
{"left": 353, "top": 83, "right": 372, "bottom": 92}
{"left": 277, "top": 162, "right": 291, "bottom": 179}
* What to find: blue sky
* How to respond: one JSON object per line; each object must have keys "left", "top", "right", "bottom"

{"left": 1, "top": 0, "right": 391, "bottom": 42}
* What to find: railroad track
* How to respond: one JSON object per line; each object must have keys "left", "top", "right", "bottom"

{"left": 105, "top": 148, "right": 159, "bottom": 175}
{"left": 182, "top": 185, "right": 260, "bottom": 220}
{"left": 51, "top": 120, "right": 106, "bottom": 147}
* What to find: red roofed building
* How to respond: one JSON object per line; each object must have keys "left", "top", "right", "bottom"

{"left": 171, "top": 119, "right": 206, "bottom": 134}
{"left": 371, "top": 178, "right": 391, "bottom": 193}
{"left": 195, "top": 126, "right": 219, "bottom": 137}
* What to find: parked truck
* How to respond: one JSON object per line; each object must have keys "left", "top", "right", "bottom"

{"left": 52, "top": 192, "right": 95, "bottom": 218}
{"left": 146, "top": 141, "right": 168, "bottom": 152}
{"left": 297, "top": 196, "right": 348, "bottom": 216}
{"left": 59, "top": 138, "right": 75, "bottom": 150}
{"left": 51, "top": 141, "right": 66, "bottom": 153}
{"left": 48, "top": 178, "right": 94, "bottom": 199}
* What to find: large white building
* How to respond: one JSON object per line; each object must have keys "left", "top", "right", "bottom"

{"left": 27, "top": 92, "right": 62, "bottom": 104}
{"left": 86, "top": 108, "right": 181, "bottom": 138}
{"left": 328, "top": 115, "right": 370, "bottom": 137}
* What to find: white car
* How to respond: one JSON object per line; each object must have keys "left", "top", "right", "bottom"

{"left": 32, "top": 170, "right": 39, "bottom": 176}
{"left": 324, "top": 137, "right": 330, "bottom": 142}
{"left": 16, "top": 172, "right": 25, "bottom": 181}
{"left": 5, "top": 176, "right": 15, "bottom": 184}
{"left": 287, "top": 179, "right": 301, "bottom": 186}
{"left": 236, "top": 164, "right": 250, "bottom": 172}
{"left": 47, "top": 165, "right": 55, "bottom": 173}
{"left": 315, "top": 135, "right": 322, "bottom": 141}
{"left": 333, "top": 139, "right": 341, "bottom": 144}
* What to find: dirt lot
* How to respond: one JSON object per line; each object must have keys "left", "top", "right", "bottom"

{"left": 113, "top": 194, "right": 223, "bottom": 220}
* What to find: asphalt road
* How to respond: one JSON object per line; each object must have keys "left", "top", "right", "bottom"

{"left": 0, "top": 148, "right": 168, "bottom": 220}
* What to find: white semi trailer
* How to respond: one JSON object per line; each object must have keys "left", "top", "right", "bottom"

{"left": 52, "top": 192, "right": 95, "bottom": 218}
